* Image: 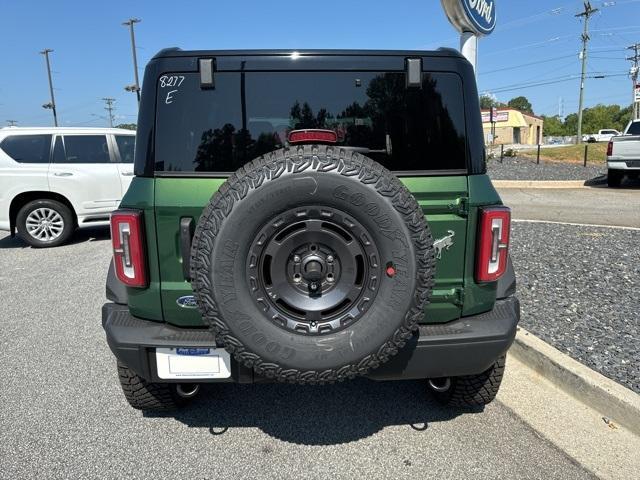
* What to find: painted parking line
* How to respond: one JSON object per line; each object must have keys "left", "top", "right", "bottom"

{"left": 512, "top": 218, "right": 640, "bottom": 231}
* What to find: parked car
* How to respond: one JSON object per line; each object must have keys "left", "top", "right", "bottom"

{"left": 0, "top": 127, "right": 136, "bottom": 247}
{"left": 583, "top": 129, "right": 620, "bottom": 143}
{"left": 103, "top": 48, "right": 519, "bottom": 412}
{"left": 606, "top": 120, "right": 640, "bottom": 187}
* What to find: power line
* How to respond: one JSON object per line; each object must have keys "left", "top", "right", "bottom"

{"left": 575, "top": 1, "right": 599, "bottom": 143}
{"left": 479, "top": 54, "right": 576, "bottom": 75}
{"left": 486, "top": 72, "right": 627, "bottom": 94}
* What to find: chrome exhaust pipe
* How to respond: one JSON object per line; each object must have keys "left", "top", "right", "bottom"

{"left": 428, "top": 378, "right": 451, "bottom": 393}
{"left": 176, "top": 383, "right": 200, "bottom": 398}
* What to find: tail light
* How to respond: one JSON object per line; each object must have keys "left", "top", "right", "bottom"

{"left": 476, "top": 206, "right": 511, "bottom": 283}
{"left": 606, "top": 141, "right": 613, "bottom": 156}
{"left": 110, "top": 210, "right": 148, "bottom": 288}
{"left": 288, "top": 129, "right": 337, "bottom": 144}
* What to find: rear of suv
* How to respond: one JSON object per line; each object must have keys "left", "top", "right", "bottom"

{"left": 102, "top": 49, "right": 519, "bottom": 411}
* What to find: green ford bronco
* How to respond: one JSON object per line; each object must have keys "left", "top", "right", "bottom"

{"left": 102, "top": 48, "right": 519, "bottom": 411}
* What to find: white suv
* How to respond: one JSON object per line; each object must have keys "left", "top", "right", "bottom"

{"left": 0, "top": 127, "right": 136, "bottom": 247}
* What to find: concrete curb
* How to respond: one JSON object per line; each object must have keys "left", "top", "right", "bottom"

{"left": 510, "top": 327, "right": 640, "bottom": 436}
{"left": 493, "top": 180, "right": 586, "bottom": 189}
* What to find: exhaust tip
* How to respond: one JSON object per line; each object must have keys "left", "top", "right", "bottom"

{"left": 176, "top": 383, "right": 200, "bottom": 399}
{"left": 428, "top": 378, "right": 451, "bottom": 393}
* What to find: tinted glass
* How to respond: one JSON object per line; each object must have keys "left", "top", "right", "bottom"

{"left": 627, "top": 122, "right": 640, "bottom": 135}
{"left": 59, "top": 135, "right": 110, "bottom": 163}
{"left": 52, "top": 136, "right": 65, "bottom": 163}
{"left": 0, "top": 134, "right": 51, "bottom": 163}
{"left": 155, "top": 71, "right": 466, "bottom": 173}
{"left": 115, "top": 135, "right": 135, "bottom": 163}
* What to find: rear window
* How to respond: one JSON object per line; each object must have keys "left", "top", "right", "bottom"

{"left": 627, "top": 122, "right": 640, "bottom": 135}
{"left": 0, "top": 134, "right": 52, "bottom": 163}
{"left": 154, "top": 71, "right": 467, "bottom": 173}
{"left": 57, "top": 135, "right": 110, "bottom": 164}
{"left": 115, "top": 135, "right": 135, "bottom": 163}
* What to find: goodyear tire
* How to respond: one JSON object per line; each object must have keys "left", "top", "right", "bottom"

{"left": 190, "top": 145, "right": 435, "bottom": 384}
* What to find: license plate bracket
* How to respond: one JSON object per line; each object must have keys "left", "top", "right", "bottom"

{"left": 156, "top": 347, "right": 231, "bottom": 379}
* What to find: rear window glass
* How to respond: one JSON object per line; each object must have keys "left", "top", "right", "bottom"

{"left": 0, "top": 134, "right": 51, "bottom": 163}
{"left": 154, "top": 71, "right": 467, "bottom": 173}
{"left": 58, "top": 135, "right": 110, "bottom": 164}
{"left": 115, "top": 135, "right": 135, "bottom": 163}
{"left": 627, "top": 122, "right": 640, "bottom": 135}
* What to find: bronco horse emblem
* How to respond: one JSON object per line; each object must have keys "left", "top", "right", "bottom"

{"left": 433, "top": 230, "right": 455, "bottom": 259}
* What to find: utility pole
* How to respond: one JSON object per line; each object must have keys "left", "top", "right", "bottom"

{"left": 39, "top": 48, "right": 58, "bottom": 127}
{"left": 122, "top": 18, "right": 141, "bottom": 104}
{"left": 558, "top": 96, "right": 564, "bottom": 121}
{"left": 575, "top": 2, "right": 598, "bottom": 143}
{"left": 627, "top": 43, "right": 640, "bottom": 120}
{"left": 102, "top": 98, "right": 116, "bottom": 127}
{"left": 6, "top": 120, "right": 18, "bottom": 126}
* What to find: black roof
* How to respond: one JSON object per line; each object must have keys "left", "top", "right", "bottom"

{"left": 152, "top": 47, "right": 463, "bottom": 60}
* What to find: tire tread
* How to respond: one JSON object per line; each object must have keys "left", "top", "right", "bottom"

{"left": 190, "top": 145, "right": 435, "bottom": 385}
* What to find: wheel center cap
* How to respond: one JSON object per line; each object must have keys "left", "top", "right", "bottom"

{"left": 303, "top": 259, "right": 324, "bottom": 282}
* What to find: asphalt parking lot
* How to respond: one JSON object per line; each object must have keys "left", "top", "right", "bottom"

{"left": 0, "top": 229, "right": 593, "bottom": 479}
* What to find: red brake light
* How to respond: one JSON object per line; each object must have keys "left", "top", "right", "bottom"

{"left": 110, "top": 210, "right": 148, "bottom": 288}
{"left": 288, "top": 129, "right": 337, "bottom": 144}
{"left": 475, "top": 206, "right": 511, "bottom": 283}
{"left": 606, "top": 141, "right": 613, "bottom": 156}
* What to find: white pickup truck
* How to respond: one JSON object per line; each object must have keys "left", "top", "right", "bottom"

{"left": 584, "top": 129, "right": 621, "bottom": 143}
{"left": 607, "top": 120, "right": 640, "bottom": 187}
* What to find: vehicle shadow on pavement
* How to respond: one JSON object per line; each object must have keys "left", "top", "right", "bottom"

{"left": 589, "top": 176, "right": 640, "bottom": 189}
{"left": 146, "top": 379, "right": 479, "bottom": 445}
{"left": 0, "top": 227, "right": 110, "bottom": 249}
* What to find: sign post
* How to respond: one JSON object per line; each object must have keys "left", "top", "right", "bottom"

{"left": 441, "top": 0, "right": 496, "bottom": 75}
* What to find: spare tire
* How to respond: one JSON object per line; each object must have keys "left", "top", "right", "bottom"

{"left": 190, "top": 145, "right": 435, "bottom": 384}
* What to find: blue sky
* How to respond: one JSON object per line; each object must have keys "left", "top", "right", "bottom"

{"left": 0, "top": 0, "right": 638, "bottom": 127}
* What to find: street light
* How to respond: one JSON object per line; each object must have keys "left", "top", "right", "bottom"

{"left": 122, "top": 18, "right": 141, "bottom": 104}
{"left": 40, "top": 49, "right": 58, "bottom": 126}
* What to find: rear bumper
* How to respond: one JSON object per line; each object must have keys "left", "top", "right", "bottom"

{"left": 102, "top": 296, "right": 520, "bottom": 383}
{"left": 608, "top": 159, "right": 640, "bottom": 170}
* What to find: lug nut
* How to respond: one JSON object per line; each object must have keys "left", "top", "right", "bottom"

{"left": 293, "top": 255, "right": 301, "bottom": 263}
{"left": 310, "top": 282, "right": 318, "bottom": 291}
{"left": 293, "top": 274, "right": 302, "bottom": 283}
{"left": 327, "top": 255, "right": 334, "bottom": 263}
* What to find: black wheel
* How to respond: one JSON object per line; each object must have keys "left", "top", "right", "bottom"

{"left": 16, "top": 199, "right": 74, "bottom": 247}
{"left": 607, "top": 169, "right": 623, "bottom": 188}
{"left": 428, "top": 354, "right": 506, "bottom": 407}
{"left": 190, "top": 145, "right": 435, "bottom": 384}
{"left": 117, "top": 362, "right": 196, "bottom": 411}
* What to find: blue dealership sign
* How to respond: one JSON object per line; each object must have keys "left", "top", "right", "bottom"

{"left": 441, "top": 0, "right": 497, "bottom": 36}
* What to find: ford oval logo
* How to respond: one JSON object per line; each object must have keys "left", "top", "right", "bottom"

{"left": 462, "top": 0, "right": 496, "bottom": 34}
{"left": 176, "top": 295, "right": 198, "bottom": 308}
{"left": 441, "top": 0, "right": 496, "bottom": 36}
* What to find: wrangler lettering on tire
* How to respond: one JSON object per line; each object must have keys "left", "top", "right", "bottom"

{"left": 190, "top": 145, "right": 435, "bottom": 384}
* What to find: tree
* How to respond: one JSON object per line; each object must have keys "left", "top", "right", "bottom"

{"left": 479, "top": 94, "right": 506, "bottom": 109}
{"left": 115, "top": 123, "right": 136, "bottom": 130}
{"left": 507, "top": 96, "right": 533, "bottom": 114}
{"left": 540, "top": 115, "right": 566, "bottom": 136}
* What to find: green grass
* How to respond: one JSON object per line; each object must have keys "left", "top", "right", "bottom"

{"left": 537, "top": 143, "right": 608, "bottom": 164}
